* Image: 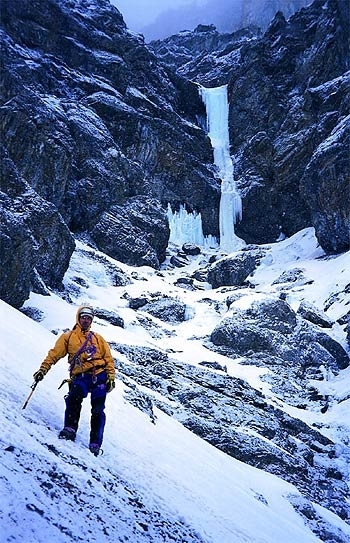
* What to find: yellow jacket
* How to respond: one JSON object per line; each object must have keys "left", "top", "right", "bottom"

{"left": 40, "top": 306, "right": 115, "bottom": 378}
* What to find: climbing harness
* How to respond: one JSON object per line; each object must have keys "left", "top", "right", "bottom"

{"left": 68, "top": 332, "right": 97, "bottom": 374}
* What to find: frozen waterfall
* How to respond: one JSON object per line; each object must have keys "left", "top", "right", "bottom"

{"left": 167, "top": 204, "right": 218, "bottom": 249}
{"left": 166, "top": 85, "right": 242, "bottom": 252}
{"left": 200, "top": 85, "right": 243, "bottom": 252}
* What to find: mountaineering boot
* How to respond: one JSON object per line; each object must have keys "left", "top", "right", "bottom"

{"left": 89, "top": 443, "right": 102, "bottom": 457}
{"left": 59, "top": 427, "right": 76, "bottom": 441}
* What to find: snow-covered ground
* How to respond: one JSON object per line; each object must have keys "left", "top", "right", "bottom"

{"left": 1, "top": 228, "right": 349, "bottom": 543}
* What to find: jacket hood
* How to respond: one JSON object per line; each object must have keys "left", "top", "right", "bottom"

{"left": 76, "top": 305, "right": 94, "bottom": 326}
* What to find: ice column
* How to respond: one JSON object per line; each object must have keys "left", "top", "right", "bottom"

{"left": 167, "top": 204, "right": 218, "bottom": 248}
{"left": 200, "top": 85, "right": 242, "bottom": 252}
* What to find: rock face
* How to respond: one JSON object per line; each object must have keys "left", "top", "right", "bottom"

{"left": 0, "top": 146, "right": 75, "bottom": 307}
{"left": 0, "top": 0, "right": 219, "bottom": 306}
{"left": 1, "top": 0, "right": 349, "bottom": 308}
{"left": 113, "top": 338, "right": 349, "bottom": 524}
{"left": 229, "top": 3, "right": 350, "bottom": 252}
{"left": 300, "top": 114, "right": 350, "bottom": 254}
{"left": 91, "top": 196, "right": 170, "bottom": 268}
{"left": 150, "top": 24, "right": 261, "bottom": 82}
{"left": 152, "top": 0, "right": 350, "bottom": 253}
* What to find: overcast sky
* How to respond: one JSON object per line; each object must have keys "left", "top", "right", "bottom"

{"left": 111, "top": 0, "right": 311, "bottom": 42}
{"left": 112, "top": 0, "right": 196, "bottom": 31}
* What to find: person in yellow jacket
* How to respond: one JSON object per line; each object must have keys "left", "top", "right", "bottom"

{"left": 33, "top": 305, "right": 116, "bottom": 456}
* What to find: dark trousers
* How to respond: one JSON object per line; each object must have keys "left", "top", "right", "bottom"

{"left": 64, "top": 371, "right": 107, "bottom": 446}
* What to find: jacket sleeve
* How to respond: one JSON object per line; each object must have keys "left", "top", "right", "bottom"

{"left": 99, "top": 336, "right": 115, "bottom": 377}
{"left": 40, "top": 332, "right": 70, "bottom": 374}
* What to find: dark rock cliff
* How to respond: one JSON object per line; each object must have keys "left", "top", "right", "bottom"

{"left": 229, "top": 0, "right": 350, "bottom": 250}
{"left": 152, "top": 0, "right": 350, "bottom": 252}
{"left": 1, "top": 0, "right": 349, "bottom": 308}
{"left": 0, "top": 0, "right": 219, "bottom": 306}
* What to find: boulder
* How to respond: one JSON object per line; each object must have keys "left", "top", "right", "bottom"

{"left": 210, "top": 296, "right": 349, "bottom": 374}
{"left": 94, "top": 308, "right": 124, "bottom": 328}
{"left": 207, "top": 248, "right": 263, "bottom": 288}
{"left": 142, "top": 296, "right": 189, "bottom": 323}
{"left": 297, "top": 300, "right": 333, "bottom": 328}
{"left": 182, "top": 243, "right": 201, "bottom": 256}
{"left": 272, "top": 268, "right": 313, "bottom": 288}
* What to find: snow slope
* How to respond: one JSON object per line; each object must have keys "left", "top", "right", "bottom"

{"left": 1, "top": 228, "right": 349, "bottom": 543}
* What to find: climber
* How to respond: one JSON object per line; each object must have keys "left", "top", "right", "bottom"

{"left": 33, "top": 305, "right": 116, "bottom": 456}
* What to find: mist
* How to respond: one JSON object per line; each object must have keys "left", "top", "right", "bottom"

{"left": 112, "top": 0, "right": 196, "bottom": 34}
{"left": 112, "top": 0, "right": 311, "bottom": 42}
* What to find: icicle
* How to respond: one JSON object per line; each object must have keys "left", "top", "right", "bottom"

{"left": 199, "top": 85, "right": 243, "bottom": 252}
{"left": 167, "top": 204, "right": 218, "bottom": 249}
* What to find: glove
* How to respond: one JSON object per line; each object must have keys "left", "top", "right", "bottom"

{"left": 106, "top": 374, "right": 115, "bottom": 392}
{"left": 33, "top": 369, "right": 46, "bottom": 382}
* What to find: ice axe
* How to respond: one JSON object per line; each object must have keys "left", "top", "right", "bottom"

{"left": 22, "top": 381, "right": 39, "bottom": 410}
